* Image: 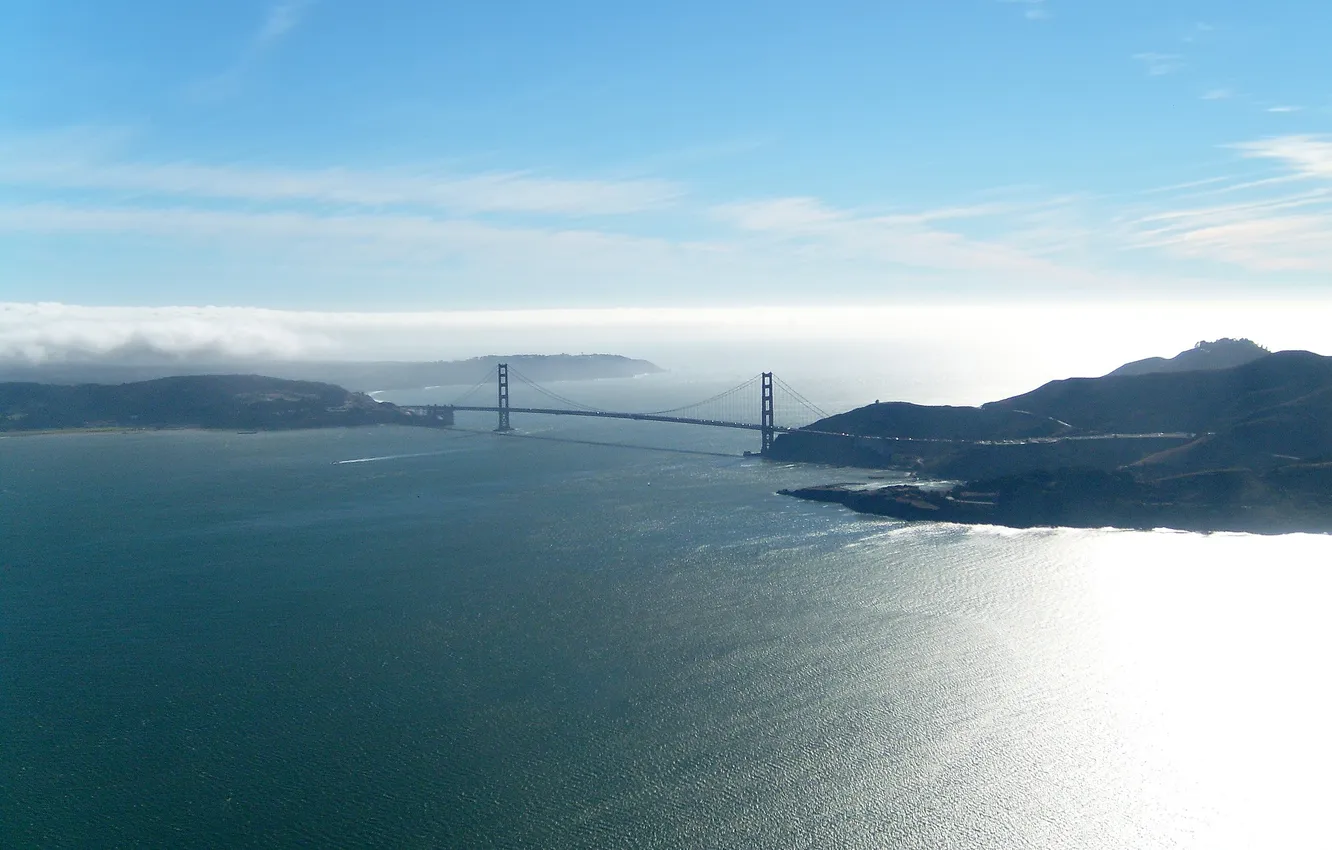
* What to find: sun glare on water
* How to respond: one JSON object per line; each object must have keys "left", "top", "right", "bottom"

{"left": 1081, "top": 531, "right": 1332, "bottom": 847}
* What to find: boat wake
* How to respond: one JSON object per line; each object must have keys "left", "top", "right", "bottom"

{"left": 334, "top": 449, "right": 460, "bottom": 465}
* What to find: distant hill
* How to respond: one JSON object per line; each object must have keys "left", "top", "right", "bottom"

{"left": 771, "top": 349, "right": 1332, "bottom": 479}
{"left": 0, "top": 354, "right": 663, "bottom": 392}
{"left": 1106, "top": 338, "right": 1269, "bottom": 377}
{"left": 985, "top": 350, "right": 1332, "bottom": 474}
{"left": 986, "top": 349, "right": 1332, "bottom": 434}
{"left": 776, "top": 345, "right": 1332, "bottom": 532}
{"left": 0, "top": 375, "right": 438, "bottom": 432}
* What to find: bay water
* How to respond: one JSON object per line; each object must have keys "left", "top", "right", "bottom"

{"left": 3, "top": 373, "right": 1331, "bottom": 848}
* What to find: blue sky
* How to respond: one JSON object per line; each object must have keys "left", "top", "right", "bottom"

{"left": 3, "top": 0, "right": 1332, "bottom": 323}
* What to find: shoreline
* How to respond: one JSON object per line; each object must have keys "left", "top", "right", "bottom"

{"left": 779, "top": 474, "right": 1332, "bottom": 536}
{"left": 1, "top": 426, "right": 159, "bottom": 438}
{"left": 0, "top": 424, "right": 414, "bottom": 438}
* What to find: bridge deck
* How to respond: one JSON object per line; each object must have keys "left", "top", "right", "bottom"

{"left": 450, "top": 406, "right": 783, "bottom": 433}
{"left": 444, "top": 406, "right": 1195, "bottom": 445}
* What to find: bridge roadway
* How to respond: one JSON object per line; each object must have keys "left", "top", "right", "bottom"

{"left": 443, "top": 406, "right": 1196, "bottom": 446}
{"left": 450, "top": 405, "right": 791, "bottom": 433}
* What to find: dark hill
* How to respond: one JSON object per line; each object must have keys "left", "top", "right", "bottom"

{"left": 984, "top": 350, "right": 1332, "bottom": 435}
{"left": 768, "top": 402, "right": 1075, "bottom": 468}
{"left": 776, "top": 344, "right": 1332, "bottom": 533}
{"left": 0, "top": 375, "right": 430, "bottom": 432}
{"left": 1107, "top": 338, "right": 1269, "bottom": 377}
{"left": 770, "top": 350, "right": 1332, "bottom": 478}
{"left": 1130, "top": 379, "right": 1332, "bottom": 474}
{"left": 800, "top": 402, "right": 1070, "bottom": 442}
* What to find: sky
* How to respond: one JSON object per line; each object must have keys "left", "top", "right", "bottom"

{"left": 2, "top": 0, "right": 1332, "bottom": 365}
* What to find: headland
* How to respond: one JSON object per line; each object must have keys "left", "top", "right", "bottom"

{"left": 775, "top": 340, "right": 1332, "bottom": 534}
{"left": 0, "top": 374, "right": 442, "bottom": 433}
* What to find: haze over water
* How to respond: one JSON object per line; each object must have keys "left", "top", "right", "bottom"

{"left": 4, "top": 370, "right": 1330, "bottom": 848}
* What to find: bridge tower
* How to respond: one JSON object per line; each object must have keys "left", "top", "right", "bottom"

{"left": 496, "top": 362, "right": 512, "bottom": 432}
{"left": 761, "top": 372, "right": 775, "bottom": 455}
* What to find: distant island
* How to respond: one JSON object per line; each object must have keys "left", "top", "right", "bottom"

{"left": 776, "top": 340, "right": 1332, "bottom": 534}
{"left": 0, "top": 353, "right": 664, "bottom": 392}
{"left": 0, "top": 374, "right": 449, "bottom": 433}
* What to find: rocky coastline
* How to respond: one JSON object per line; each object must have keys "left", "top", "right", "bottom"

{"left": 780, "top": 465, "right": 1332, "bottom": 535}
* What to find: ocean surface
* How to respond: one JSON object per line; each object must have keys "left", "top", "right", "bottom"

{"left": 4, "top": 374, "right": 1331, "bottom": 848}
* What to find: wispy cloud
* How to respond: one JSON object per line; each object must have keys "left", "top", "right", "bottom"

{"left": 1233, "top": 136, "right": 1332, "bottom": 178}
{"left": 0, "top": 201, "right": 772, "bottom": 312}
{"left": 0, "top": 190, "right": 1115, "bottom": 312}
{"left": 1199, "top": 89, "right": 1309, "bottom": 117}
{"left": 5, "top": 130, "right": 1117, "bottom": 299}
{"left": 0, "top": 204, "right": 690, "bottom": 264}
{"left": 998, "top": 0, "right": 1049, "bottom": 20}
{"left": 1131, "top": 175, "right": 1236, "bottom": 197}
{"left": 254, "top": 1, "right": 312, "bottom": 49}
{"left": 1133, "top": 53, "right": 1184, "bottom": 76}
{"left": 1121, "top": 136, "right": 1332, "bottom": 272}
{"left": 711, "top": 196, "right": 1082, "bottom": 278}
{"left": 5, "top": 196, "right": 1083, "bottom": 289}
{"left": 1182, "top": 22, "right": 1214, "bottom": 44}
{"left": 11, "top": 126, "right": 1332, "bottom": 308}
{"left": 0, "top": 155, "right": 683, "bottom": 216}
{"left": 1131, "top": 210, "right": 1332, "bottom": 272}
{"left": 190, "top": 1, "right": 315, "bottom": 99}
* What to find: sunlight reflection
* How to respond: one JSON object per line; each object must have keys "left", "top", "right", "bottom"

{"left": 1085, "top": 531, "right": 1332, "bottom": 848}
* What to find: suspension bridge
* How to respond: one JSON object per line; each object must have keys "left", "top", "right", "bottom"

{"left": 402, "top": 363, "right": 830, "bottom": 454}
{"left": 400, "top": 363, "right": 1201, "bottom": 457}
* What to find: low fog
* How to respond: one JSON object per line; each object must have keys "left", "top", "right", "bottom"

{"left": 4, "top": 300, "right": 1330, "bottom": 406}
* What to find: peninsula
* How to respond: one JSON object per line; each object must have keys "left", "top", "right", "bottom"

{"left": 0, "top": 374, "right": 447, "bottom": 433}
{"left": 776, "top": 340, "right": 1332, "bottom": 534}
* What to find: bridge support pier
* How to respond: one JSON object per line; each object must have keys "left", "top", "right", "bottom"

{"left": 496, "top": 363, "right": 513, "bottom": 432}
{"left": 761, "top": 372, "right": 775, "bottom": 455}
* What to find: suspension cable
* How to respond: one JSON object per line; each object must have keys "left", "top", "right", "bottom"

{"left": 449, "top": 373, "right": 494, "bottom": 406}
{"left": 773, "top": 376, "right": 829, "bottom": 421}
{"left": 643, "top": 375, "right": 762, "bottom": 416}
{"left": 507, "top": 366, "right": 603, "bottom": 411}
{"left": 449, "top": 368, "right": 827, "bottom": 430}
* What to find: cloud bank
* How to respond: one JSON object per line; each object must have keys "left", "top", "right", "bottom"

{"left": 5, "top": 302, "right": 1329, "bottom": 375}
